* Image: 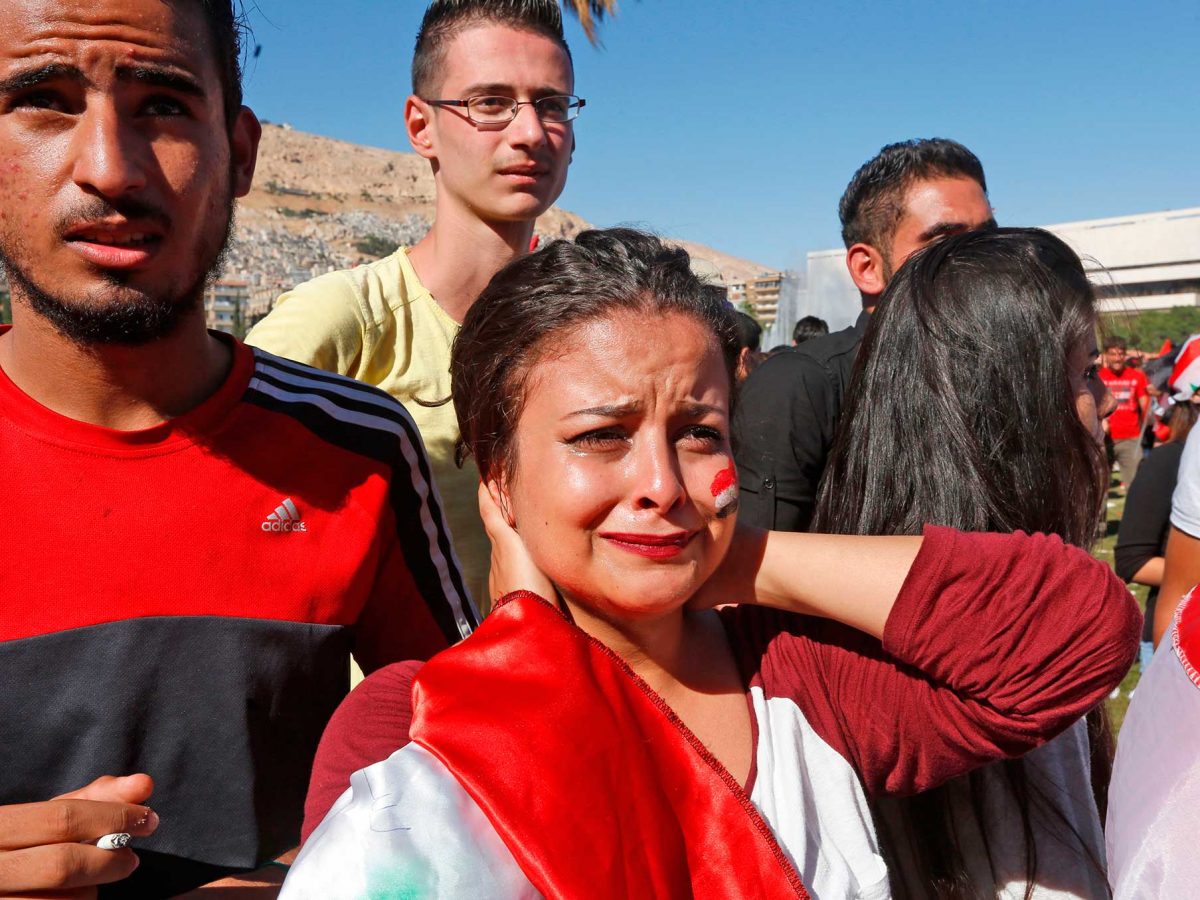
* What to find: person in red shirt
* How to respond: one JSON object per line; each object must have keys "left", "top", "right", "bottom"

{"left": 1100, "top": 335, "right": 1150, "bottom": 488}
{"left": 0, "top": 0, "right": 475, "bottom": 895}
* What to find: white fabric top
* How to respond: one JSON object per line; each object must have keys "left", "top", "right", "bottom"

{"left": 1170, "top": 426, "right": 1200, "bottom": 537}
{"left": 968, "top": 722, "right": 1106, "bottom": 899}
{"left": 284, "top": 688, "right": 1102, "bottom": 900}
{"left": 283, "top": 687, "right": 889, "bottom": 899}
{"left": 874, "top": 720, "right": 1106, "bottom": 899}
{"left": 282, "top": 744, "right": 538, "bottom": 899}
{"left": 1107, "top": 594, "right": 1200, "bottom": 898}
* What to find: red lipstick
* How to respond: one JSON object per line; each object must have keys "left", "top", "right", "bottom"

{"left": 600, "top": 531, "right": 696, "bottom": 559}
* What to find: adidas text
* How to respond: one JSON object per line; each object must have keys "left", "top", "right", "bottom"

{"left": 263, "top": 498, "right": 307, "bottom": 533}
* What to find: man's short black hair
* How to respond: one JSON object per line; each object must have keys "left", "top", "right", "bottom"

{"left": 734, "top": 310, "right": 762, "bottom": 353}
{"left": 412, "top": 0, "right": 571, "bottom": 97}
{"left": 195, "top": 0, "right": 246, "bottom": 125}
{"left": 1104, "top": 336, "right": 1128, "bottom": 352}
{"left": 838, "top": 139, "right": 987, "bottom": 251}
{"left": 792, "top": 315, "right": 828, "bottom": 345}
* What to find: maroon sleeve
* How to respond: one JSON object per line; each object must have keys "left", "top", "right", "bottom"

{"left": 301, "top": 660, "right": 422, "bottom": 843}
{"left": 740, "top": 526, "right": 1141, "bottom": 798}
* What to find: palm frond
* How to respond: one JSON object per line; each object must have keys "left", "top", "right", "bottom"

{"left": 562, "top": 0, "right": 619, "bottom": 46}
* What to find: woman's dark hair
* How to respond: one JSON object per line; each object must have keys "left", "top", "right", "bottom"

{"left": 451, "top": 228, "right": 739, "bottom": 482}
{"left": 816, "top": 227, "right": 1104, "bottom": 544}
{"left": 1166, "top": 400, "right": 1200, "bottom": 445}
{"left": 813, "top": 227, "right": 1109, "bottom": 899}
{"left": 734, "top": 311, "right": 762, "bottom": 352}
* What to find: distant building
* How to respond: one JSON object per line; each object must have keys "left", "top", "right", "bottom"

{"left": 204, "top": 279, "right": 250, "bottom": 335}
{"left": 247, "top": 283, "right": 281, "bottom": 329}
{"left": 286, "top": 266, "right": 315, "bottom": 287}
{"left": 1049, "top": 208, "right": 1200, "bottom": 313}
{"left": 729, "top": 271, "right": 785, "bottom": 325}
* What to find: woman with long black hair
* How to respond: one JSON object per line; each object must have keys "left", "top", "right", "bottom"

{"left": 814, "top": 227, "right": 1120, "bottom": 899}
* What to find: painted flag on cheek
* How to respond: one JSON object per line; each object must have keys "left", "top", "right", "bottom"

{"left": 711, "top": 463, "right": 738, "bottom": 519}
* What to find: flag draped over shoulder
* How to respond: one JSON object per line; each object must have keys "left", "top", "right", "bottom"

{"left": 410, "top": 591, "right": 809, "bottom": 900}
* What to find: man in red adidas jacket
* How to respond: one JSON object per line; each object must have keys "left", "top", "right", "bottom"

{"left": 0, "top": 0, "right": 476, "bottom": 896}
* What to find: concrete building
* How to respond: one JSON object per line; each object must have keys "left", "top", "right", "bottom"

{"left": 204, "top": 279, "right": 250, "bottom": 335}
{"left": 730, "top": 271, "right": 785, "bottom": 325}
{"left": 1049, "top": 208, "right": 1200, "bottom": 313}
{"left": 728, "top": 280, "right": 745, "bottom": 304}
{"left": 247, "top": 283, "right": 282, "bottom": 329}
{"left": 767, "top": 207, "right": 1200, "bottom": 344}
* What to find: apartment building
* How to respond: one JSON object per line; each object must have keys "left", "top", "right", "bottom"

{"left": 204, "top": 279, "right": 250, "bottom": 335}
{"left": 728, "top": 271, "right": 784, "bottom": 325}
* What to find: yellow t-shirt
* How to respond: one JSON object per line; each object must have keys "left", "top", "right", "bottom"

{"left": 246, "top": 249, "right": 489, "bottom": 610}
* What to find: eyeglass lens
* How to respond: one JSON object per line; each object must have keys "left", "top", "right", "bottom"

{"left": 468, "top": 96, "right": 581, "bottom": 123}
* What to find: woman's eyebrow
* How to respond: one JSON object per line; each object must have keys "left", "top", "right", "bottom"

{"left": 678, "top": 402, "right": 723, "bottom": 417}
{"left": 564, "top": 402, "right": 641, "bottom": 419}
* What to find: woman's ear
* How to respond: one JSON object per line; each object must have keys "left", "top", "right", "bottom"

{"left": 487, "top": 476, "right": 517, "bottom": 528}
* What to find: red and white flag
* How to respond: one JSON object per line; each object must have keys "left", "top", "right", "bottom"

{"left": 1169, "top": 334, "right": 1200, "bottom": 400}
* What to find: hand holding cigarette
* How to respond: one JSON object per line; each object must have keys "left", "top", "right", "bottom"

{"left": 0, "top": 774, "right": 157, "bottom": 897}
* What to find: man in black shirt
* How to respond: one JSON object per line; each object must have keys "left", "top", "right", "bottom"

{"left": 734, "top": 139, "right": 996, "bottom": 531}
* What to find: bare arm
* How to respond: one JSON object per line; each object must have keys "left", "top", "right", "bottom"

{"left": 703, "top": 526, "right": 922, "bottom": 638}
{"left": 1155, "top": 525, "right": 1200, "bottom": 644}
{"left": 177, "top": 852, "right": 293, "bottom": 898}
{"left": 1131, "top": 556, "right": 1165, "bottom": 587}
{"left": 722, "top": 527, "right": 1139, "bottom": 797}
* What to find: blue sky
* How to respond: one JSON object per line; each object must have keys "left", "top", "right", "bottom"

{"left": 241, "top": 0, "right": 1199, "bottom": 270}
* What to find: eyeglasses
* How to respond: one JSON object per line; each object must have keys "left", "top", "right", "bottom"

{"left": 424, "top": 95, "right": 586, "bottom": 125}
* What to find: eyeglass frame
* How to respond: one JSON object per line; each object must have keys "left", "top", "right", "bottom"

{"left": 422, "top": 94, "right": 586, "bottom": 125}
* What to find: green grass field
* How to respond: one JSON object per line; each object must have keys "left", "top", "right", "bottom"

{"left": 1095, "top": 480, "right": 1146, "bottom": 734}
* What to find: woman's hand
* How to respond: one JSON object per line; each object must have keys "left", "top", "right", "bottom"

{"left": 689, "top": 523, "right": 769, "bottom": 610}
{"left": 478, "top": 481, "right": 555, "bottom": 604}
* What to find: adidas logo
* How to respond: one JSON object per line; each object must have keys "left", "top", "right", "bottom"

{"left": 262, "top": 498, "right": 308, "bottom": 533}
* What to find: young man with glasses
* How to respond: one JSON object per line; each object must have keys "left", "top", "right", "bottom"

{"left": 248, "top": 0, "right": 581, "bottom": 610}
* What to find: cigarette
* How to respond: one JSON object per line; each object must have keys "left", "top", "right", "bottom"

{"left": 96, "top": 833, "right": 131, "bottom": 851}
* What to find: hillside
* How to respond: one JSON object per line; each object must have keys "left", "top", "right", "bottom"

{"left": 227, "top": 124, "right": 770, "bottom": 291}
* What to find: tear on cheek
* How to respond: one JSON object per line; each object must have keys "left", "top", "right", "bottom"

{"left": 710, "top": 462, "right": 738, "bottom": 519}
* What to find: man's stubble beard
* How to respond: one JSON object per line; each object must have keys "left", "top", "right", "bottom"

{"left": 0, "top": 190, "right": 236, "bottom": 348}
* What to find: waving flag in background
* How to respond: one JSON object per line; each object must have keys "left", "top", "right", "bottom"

{"left": 1169, "top": 334, "right": 1200, "bottom": 401}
